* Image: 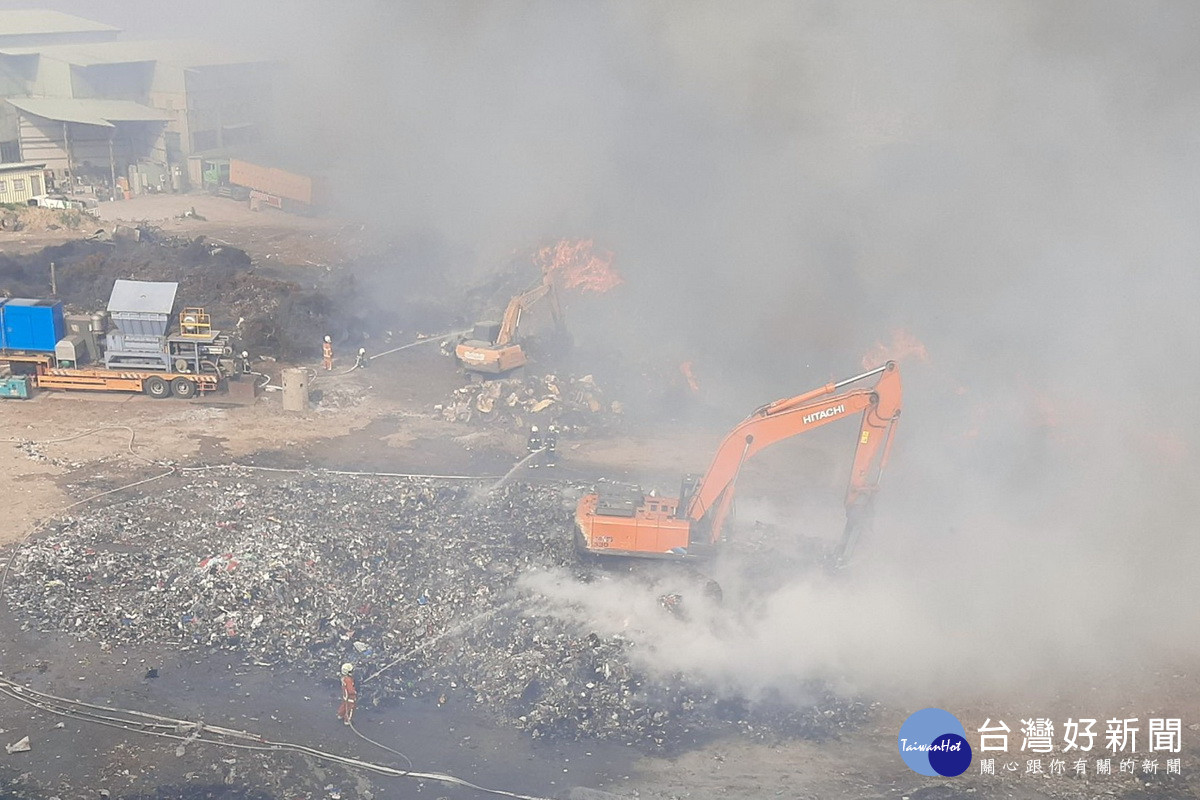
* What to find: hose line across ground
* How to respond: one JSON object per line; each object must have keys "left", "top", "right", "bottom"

{"left": 0, "top": 423, "right": 574, "bottom": 798}
{"left": 0, "top": 678, "right": 555, "bottom": 800}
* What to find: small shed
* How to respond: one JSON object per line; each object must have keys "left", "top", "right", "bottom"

{"left": 0, "top": 162, "right": 48, "bottom": 203}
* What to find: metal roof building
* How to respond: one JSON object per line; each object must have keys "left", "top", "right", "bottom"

{"left": 0, "top": 10, "right": 120, "bottom": 48}
{"left": 0, "top": 20, "right": 276, "bottom": 196}
{"left": 0, "top": 39, "right": 259, "bottom": 69}
{"left": 6, "top": 97, "right": 172, "bottom": 127}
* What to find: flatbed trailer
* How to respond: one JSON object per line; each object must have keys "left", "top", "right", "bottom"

{"left": 34, "top": 366, "right": 219, "bottom": 398}
{"left": 0, "top": 351, "right": 54, "bottom": 369}
{"left": 2, "top": 288, "right": 237, "bottom": 400}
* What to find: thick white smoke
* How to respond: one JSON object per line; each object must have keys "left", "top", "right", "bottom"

{"left": 38, "top": 0, "right": 1200, "bottom": 705}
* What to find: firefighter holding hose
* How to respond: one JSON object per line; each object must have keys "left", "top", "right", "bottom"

{"left": 337, "top": 662, "right": 357, "bottom": 725}
{"left": 322, "top": 335, "right": 334, "bottom": 371}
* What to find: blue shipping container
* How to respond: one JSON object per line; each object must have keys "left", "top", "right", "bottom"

{"left": 0, "top": 298, "right": 65, "bottom": 353}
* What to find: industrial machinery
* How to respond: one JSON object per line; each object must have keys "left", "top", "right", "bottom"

{"left": 0, "top": 364, "right": 34, "bottom": 399}
{"left": 0, "top": 280, "right": 239, "bottom": 399}
{"left": 455, "top": 277, "right": 565, "bottom": 376}
{"left": 575, "top": 361, "right": 902, "bottom": 564}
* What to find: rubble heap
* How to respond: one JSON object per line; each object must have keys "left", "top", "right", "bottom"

{"left": 0, "top": 235, "right": 457, "bottom": 361}
{"left": 5, "top": 473, "right": 868, "bottom": 751}
{"left": 434, "top": 372, "right": 623, "bottom": 433}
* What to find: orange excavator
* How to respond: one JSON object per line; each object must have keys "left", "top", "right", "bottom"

{"left": 575, "top": 361, "right": 902, "bottom": 564}
{"left": 455, "top": 277, "right": 565, "bottom": 376}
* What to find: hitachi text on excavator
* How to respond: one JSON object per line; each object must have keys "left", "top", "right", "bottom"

{"left": 574, "top": 361, "right": 902, "bottom": 564}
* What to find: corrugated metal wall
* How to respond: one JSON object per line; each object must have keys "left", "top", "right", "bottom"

{"left": 0, "top": 165, "right": 44, "bottom": 202}
{"left": 17, "top": 115, "right": 165, "bottom": 183}
{"left": 20, "top": 115, "right": 87, "bottom": 172}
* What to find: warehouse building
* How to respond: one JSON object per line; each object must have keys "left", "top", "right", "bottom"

{"left": 0, "top": 11, "right": 275, "bottom": 198}
{"left": 0, "top": 9, "right": 120, "bottom": 49}
{"left": 0, "top": 9, "right": 123, "bottom": 163}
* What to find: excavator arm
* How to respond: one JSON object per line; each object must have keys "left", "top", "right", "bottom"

{"left": 494, "top": 279, "right": 561, "bottom": 346}
{"left": 684, "top": 362, "right": 902, "bottom": 554}
{"left": 457, "top": 277, "right": 565, "bottom": 375}
{"left": 574, "top": 361, "right": 901, "bottom": 562}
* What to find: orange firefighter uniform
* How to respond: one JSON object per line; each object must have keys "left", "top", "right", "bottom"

{"left": 337, "top": 663, "right": 356, "bottom": 724}
{"left": 322, "top": 336, "right": 334, "bottom": 371}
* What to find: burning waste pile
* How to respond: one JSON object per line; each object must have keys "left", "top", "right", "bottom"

{"left": 434, "top": 372, "right": 623, "bottom": 432}
{"left": 5, "top": 473, "right": 868, "bottom": 750}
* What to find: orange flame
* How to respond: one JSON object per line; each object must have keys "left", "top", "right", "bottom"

{"left": 1141, "top": 431, "right": 1189, "bottom": 466}
{"left": 535, "top": 239, "right": 623, "bottom": 293}
{"left": 680, "top": 360, "right": 700, "bottom": 393}
{"left": 861, "top": 329, "right": 930, "bottom": 369}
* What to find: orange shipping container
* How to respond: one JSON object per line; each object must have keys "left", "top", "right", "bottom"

{"left": 229, "top": 159, "right": 324, "bottom": 207}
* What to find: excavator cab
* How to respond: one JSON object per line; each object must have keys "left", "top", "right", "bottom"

{"left": 471, "top": 321, "right": 502, "bottom": 344}
{"left": 455, "top": 319, "right": 525, "bottom": 375}
{"left": 575, "top": 487, "right": 693, "bottom": 557}
{"left": 455, "top": 279, "right": 564, "bottom": 376}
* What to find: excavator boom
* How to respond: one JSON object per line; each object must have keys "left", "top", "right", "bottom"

{"left": 456, "top": 278, "right": 564, "bottom": 375}
{"left": 575, "top": 362, "right": 902, "bottom": 560}
{"left": 496, "top": 281, "right": 557, "bottom": 346}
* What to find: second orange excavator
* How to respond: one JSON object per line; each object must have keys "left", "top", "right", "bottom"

{"left": 455, "top": 277, "right": 565, "bottom": 376}
{"left": 575, "top": 361, "right": 902, "bottom": 564}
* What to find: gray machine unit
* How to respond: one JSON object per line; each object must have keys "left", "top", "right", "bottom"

{"left": 100, "top": 280, "right": 234, "bottom": 373}
{"left": 165, "top": 333, "right": 234, "bottom": 374}
{"left": 61, "top": 313, "right": 105, "bottom": 366}
{"left": 55, "top": 335, "right": 89, "bottom": 368}
{"left": 104, "top": 280, "right": 175, "bottom": 370}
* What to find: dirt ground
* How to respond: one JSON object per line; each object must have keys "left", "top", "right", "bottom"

{"left": 2, "top": 198, "right": 1197, "bottom": 799}
{"left": 5, "top": 373, "right": 1196, "bottom": 800}
{"left": 2, "top": 193, "right": 372, "bottom": 267}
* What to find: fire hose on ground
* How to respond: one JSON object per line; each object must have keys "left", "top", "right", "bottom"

{"left": 0, "top": 427, "right": 579, "bottom": 799}
{"left": 305, "top": 329, "right": 471, "bottom": 381}
{"left": 0, "top": 677, "right": 558, "bottom": 800}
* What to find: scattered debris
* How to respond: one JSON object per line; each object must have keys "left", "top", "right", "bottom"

{"left": 434, "top": 373, "right": 621, "bottom": 433}
{"left": 313, "top": 382, "right": 369, "bottom": 409}
{"left": 5, "top": 736, "right": 30, "bottom": 754}
{"left": 5, "top": 472, "right": 867, "bottom": 751}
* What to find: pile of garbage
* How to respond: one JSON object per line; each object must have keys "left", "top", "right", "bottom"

{"left": 434, "top": 373, "right": 623, "bottom": 432}
{"left": 0, "top": 205, "right": 99, "bottom": 232}
{"left": 0, "top": 236, "right": 458, "bottom": 362}
{"left": 4, "top": 473, "right": 869, "bottom": 751}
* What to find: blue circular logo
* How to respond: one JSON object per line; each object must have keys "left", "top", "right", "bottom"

{"left": 898, "top": 708, "right": 973, "bottom": 777}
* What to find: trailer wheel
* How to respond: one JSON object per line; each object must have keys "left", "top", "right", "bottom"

{"left": 144, "top": 376, "right": 171, "bottom": 398}
{"left": 171, "top": 377, "right": 198, "bottom": 399}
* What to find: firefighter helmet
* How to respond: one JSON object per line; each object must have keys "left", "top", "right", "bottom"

{"left": 341, "top": 663, "right": 354, "bottom": 675}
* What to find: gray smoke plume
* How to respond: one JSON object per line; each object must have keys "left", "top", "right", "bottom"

{"left": 36, "top": 0, "right": 1200, "bottom": 705}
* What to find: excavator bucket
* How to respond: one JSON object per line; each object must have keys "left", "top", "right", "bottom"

{"left": 834, "top": 496, "right": 874, "bottom": 567}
